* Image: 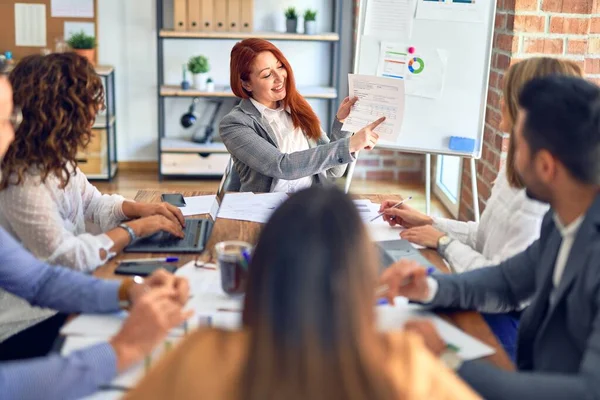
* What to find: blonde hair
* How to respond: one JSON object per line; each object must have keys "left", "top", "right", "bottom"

{"left": 503, "top": 57, "right": 583, "bottom": 188}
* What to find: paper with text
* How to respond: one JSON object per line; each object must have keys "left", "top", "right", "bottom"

{"left": 405, "top": 48, "right": 449, "bottom": 99}
{"left": 377, "top": 42, "right": 408, "bottom": 80}
{"left": 51, "top": 0, "right": 94, "bottom": 18}
{"left": 342, "top": 74, "right": 406, "bottom": 142}
{"left": 364, "top": 0, "right": 416, "bottom": 40}
{"left": 15, "top": 4, "right": 46, "bottom": 47}
{"left": 416, "top": 0, "right": 484, "bottom": 23}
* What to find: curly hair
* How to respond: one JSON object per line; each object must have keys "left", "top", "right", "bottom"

{"left": 1, "top": 52, "right": 105, "bottom": 190}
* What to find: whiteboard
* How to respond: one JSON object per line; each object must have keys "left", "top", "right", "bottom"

{"left": 354, "top": 0, "right": 496, "bottom": 158}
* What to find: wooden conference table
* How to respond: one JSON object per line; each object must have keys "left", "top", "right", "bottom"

{"left": 94, "top": 190, "right": 515, "bottom": 371}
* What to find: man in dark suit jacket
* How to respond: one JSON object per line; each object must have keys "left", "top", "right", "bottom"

{"left": 381, "top": 75, "right": 600, "bottom": 400}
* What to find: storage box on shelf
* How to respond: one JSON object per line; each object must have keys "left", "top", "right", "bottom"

{"left": 156, "top": 0, "right": 344, "bottom": 179}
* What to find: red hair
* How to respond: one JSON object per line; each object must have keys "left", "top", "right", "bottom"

{"left": 230, "top": 38, "right": 322, "bottom": 140}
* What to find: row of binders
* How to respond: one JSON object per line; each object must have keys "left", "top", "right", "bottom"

{"left": 174, "top": 0, "right": 254, "bottom": 33}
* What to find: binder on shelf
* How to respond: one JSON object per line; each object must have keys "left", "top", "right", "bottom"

{"left": 200, "top": 0, "right": 214, "bottom": 32}
{"left": 227, "top": 0, "right": 241, "bottom": 32}
{"left": 214, "top": 0, "right": 227, "bottom": 32}
{"left": 188, "top": 0, "right": 201, "bottom": 31}
{"left": 174, "top": 0, "right": 188, "bottom": 31}
{"left": 240, "top": 0, "right": 254, "bottom": 32}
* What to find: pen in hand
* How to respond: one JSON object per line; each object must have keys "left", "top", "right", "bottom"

{"left": 370, "top": 196, "right": 413, "bottom": 222}
{"left": 376, "top": 265, "right": 436, "bottom": 299}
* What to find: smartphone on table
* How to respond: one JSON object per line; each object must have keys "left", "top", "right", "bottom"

{"left": 115, "top": 262, "right": 177, "bottom": 277}
{"left": 161, "top": 193, "right": 186, "bottom": 207}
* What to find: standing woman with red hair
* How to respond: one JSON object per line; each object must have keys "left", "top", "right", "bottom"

{"left": 220, "top": 38, "right": 384, "bottom": 193}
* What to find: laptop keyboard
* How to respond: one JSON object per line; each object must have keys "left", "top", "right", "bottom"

{"left": 157, "top": 219, "right": 207, "bottom": 248}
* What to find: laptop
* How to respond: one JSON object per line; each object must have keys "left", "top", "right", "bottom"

{"left": 124, "top": 161, "right": 231, "bottom": 254}
{"left": 376, "top": 239, "right": 437, "bottom": 273}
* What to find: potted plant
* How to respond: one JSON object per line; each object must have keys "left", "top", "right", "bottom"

{"left": 285, "top": 7, "right": 298, "bottom": 34}
{"left": 67, "top": 31, "right": 96, "bottom": 65}
{"left": 206, "top": 77, "right": 215, "bottom": 92}
{"left": 304, "top": 9, "right": 317, "bottom": 35}
{"left": 188, "top": 55, "right": 210, "bottom": 91}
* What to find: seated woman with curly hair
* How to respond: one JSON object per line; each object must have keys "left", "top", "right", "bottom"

{"left": 0, "top": 53, "right": 186, "bottom": 359}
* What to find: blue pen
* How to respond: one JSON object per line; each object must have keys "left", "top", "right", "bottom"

{"left": 241, "top": 249, "right": 251, "bottom": 268}
{"left": 121, "top": 257, "right": 179, "bottom": 264}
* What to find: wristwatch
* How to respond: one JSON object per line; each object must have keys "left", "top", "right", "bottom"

{"left": 118, "top": 275, "right": 145, "bottom": 309}
{"left": 437, "top": 235, "right": 453, "bottom": 257}
{"left": 118, "top": 222, "right": 137, "bottom": 243}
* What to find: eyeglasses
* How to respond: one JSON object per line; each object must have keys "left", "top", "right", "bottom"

{"left": 1, "top": 106, "right": 22, "bottom": 130}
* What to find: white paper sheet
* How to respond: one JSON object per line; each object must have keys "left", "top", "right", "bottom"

{"left": 364, "top": 0, "right": 416, "bottom": 40}
{"left": 377, "top": 42, "right": 408, "bottom": 80}
{"left": 64, "top": 22, "right": 95, "bottom": 40}
{"left": 342, "top": 74, "right": 406, "bottom": 142}
{"left": 180, "top": 195, "right": 215, "bottom": 217}
{"left": 376, "top": 305, "right": 495, "bottom": 360}
{"left": 416, "top": 0, "right": 484, "bottom": 23}
{"left": 218, "top": 192, "right": 288, "bottom": 224}
{"left": 405, "top": 48, "right": 448, "bottom": 99}
{"left": 51, "top": 0, "right": 94, "bottom": 18}
{"left": 62, "top": 336, "right": 181, "bottom": 390}
{"left": 15, "top": 4, "right": 46, "bottom": 47}
{"left": 81, "top": 390, "right": 124, "bottom": 400}
{"left": 60, "top": 311, "right": 187, "bottom": 337}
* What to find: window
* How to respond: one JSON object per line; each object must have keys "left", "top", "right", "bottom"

{"left": 434, "top": 155, "right": 462, "bottom": 218}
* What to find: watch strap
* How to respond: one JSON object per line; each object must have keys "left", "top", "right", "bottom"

{"left": 118, "top": 223, "right": 137, "bottom": 243}
{"left": 118, "top": 277, "right": 135, "bottom": 309}
{"left": 437, "top": 235, "right": 453, "bottom": 258}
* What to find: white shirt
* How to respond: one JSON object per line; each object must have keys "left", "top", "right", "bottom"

{"left": 552, "top": 214, "right": 584, "bottom": 288}
{"left": 250, "top": 97, "right": 313, "bottom": 193}
{"left": 433, "top": 167, "right": 549, "bottom": 273}
{"left": 0, "top": 166, "right": 127, "bottom": 271}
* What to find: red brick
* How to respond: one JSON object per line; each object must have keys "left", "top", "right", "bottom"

{"left": 594, "top": 0, "right": 600, "bottom": 13}
{"left": 541, "top": 0, "right": 593, "bottom": 13}
{"left": 591, "top": 18, "right": 600, "bottom": 34}
{"left": 513, "top": 0, "right": 538, "bottom": 11}
{"left": 513, "top": 15, "right": 546, "bottom": 33}
{"left": 484, "top": 125, "right": 496, "bottom": 144}
{"left": 357, "top": 159, "right": 380, "bottom": 167}
{"left": 495, "top": 33, "right": 519, "bottom": 53}
{"left": 523, "top": 38, "right": 564, "bottom": 54}
{"left": 549, "top": 17, "right": 590, "bottom": 35}
{"left": 375, "top": 150, "right": 395, "bottom": 156}
{"left": 482, "top": 164, "right": 499, "bottom": 185}
{"left": 366, "top": 170, "right": 394, "bottom": 181}
{"left": 588, "top": 38, "right": 600, "bottom": 55}
{"left": 506, "top": 14, "right": 515, "bottom": 30}
{"left": 568, "top": 39, "right": 588, "bottom": 55}
{"left": 382, "top": 158, "right": 420, "bottom": 168}
{"left": 487, "top": 88, "right": 502, "bottom": 110}
{"left": 485, "top": 106, "right": 502, "bottom": 128}
{"left": 494, "top": 53, "right": 512, "bottom": 70}
{"left": 585, "top": 58, "right": 600, "bottom": 74}
{"left": 588, "top": 78, "right": 600, "bottom": 87}
{"left": 495, "top": 13, "right": 507, "bottom": 30}
{"left": 477, "top": 181, "right": 491, "bottom": 203}
{"left": 397, "top": 171, "right": 423, "bottom": 183}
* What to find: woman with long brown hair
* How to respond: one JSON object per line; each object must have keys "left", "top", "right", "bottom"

{"left": 220, "top": 38, "right": 385, "bottom": 193}
{"left": 126, "top": 186, "right": 478, "bottom": 400}
{"left": 0, "top": 53, "right": 187, "bottom": 359}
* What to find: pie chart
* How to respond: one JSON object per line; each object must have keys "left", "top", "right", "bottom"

{"left": 408, "top": 57, "right": 425, "bottom": 74}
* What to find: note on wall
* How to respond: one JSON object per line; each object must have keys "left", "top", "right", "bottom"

{"left": 15, "top": 4, "right": 47, "bottom": 47}
{"left": 51, "top": 0, "right": 94, "bottom": 18}
{"left": 405, "top": 48, "right": 448, "bottom": 99}
{"left": 376, "top": 42, "right": 409, "bottom": 80}
{"left": 416, "top": 0, "right": 484, "bottom": 23}
{"left": 64, "top": 22, "right": 95, "bottom": 40}
{"left": 364, "top": 0, "right": 416, "bottom": 40}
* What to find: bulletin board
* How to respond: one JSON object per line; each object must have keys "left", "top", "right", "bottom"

{"left": 354, "top": 0, "right": 496, "bottom": 158}
{"left": 0, "top": 0, "right": 98, "bottom": 63}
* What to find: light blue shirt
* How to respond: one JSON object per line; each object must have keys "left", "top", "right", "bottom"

{"left": 0, "top": 227, "right": 121, "bottom": 400}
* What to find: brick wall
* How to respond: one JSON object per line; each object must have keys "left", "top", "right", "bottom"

{"left": 459, "top": 0, "right": 600, "bottom": 221}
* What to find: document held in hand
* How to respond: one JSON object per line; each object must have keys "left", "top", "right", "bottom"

{"left": 342, "top": 74, "right": 406, "bottom": 143}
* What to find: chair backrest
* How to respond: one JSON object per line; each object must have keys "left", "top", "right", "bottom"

{"left": 224, "top": 157, "right": 241, "bottom": 192}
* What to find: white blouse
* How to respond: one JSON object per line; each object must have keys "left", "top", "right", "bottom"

{"left": 433, "top": 167, "right": 549, "bottom": 273}
{"left": 0, "top": 167, "right": 128, "bottom": 272}
{"left": 250, "top": 98, "right": 313, "bottom": 193}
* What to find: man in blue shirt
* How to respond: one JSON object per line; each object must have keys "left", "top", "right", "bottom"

{"left": 0, "top": 75, "right": 191, "bottom": 399}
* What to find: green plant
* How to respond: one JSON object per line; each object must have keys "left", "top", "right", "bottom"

{"left": 207, "top": 77, "right": 213, "bottom": 83}
{"left": 188, "top": 55, "right": 209, "bottom": 74}
{"left": 67, "top": 31, "right": 96, "bottom": 49}
{"left": 284, "top": 7, "right": 298, "bottom": 20}
{"left": 304, "top": 9, "right": 317, "bottom": 21}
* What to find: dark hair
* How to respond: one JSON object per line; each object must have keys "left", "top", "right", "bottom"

{"left": 519, "top": 76, "right": 600, "bottom": 185}
{"left": 1, "top": 52, "right": 104, "bottom": 190}
{"left": 241, "top": 186, "right": 397, "bottom": 400}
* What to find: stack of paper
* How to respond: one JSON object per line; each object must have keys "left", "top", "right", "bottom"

{"left": 179, "top": 195, "right": 215, "bottom": 217}
{"left": 217, "top": 192, "right": 289, "bottom": 223}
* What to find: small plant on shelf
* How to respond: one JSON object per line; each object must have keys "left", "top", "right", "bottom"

{"left": 188, "top": 55, "right": 210, "bottom": 90}
{"left": 285, "top": 7, "right": 298, "bottom": 33}
{"left": 304, "top": 9, "right": 318, "bottom": 35}
{"left": 67, "top": 31, "right": 96, "bottom": 65}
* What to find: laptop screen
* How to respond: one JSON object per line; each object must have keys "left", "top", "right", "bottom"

{"left": 208, "top": 159, "right": 232, "bottom": 221}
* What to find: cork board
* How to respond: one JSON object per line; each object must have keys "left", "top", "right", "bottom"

{"left": 0, "top": 0, "right": 98, "bottom": 62}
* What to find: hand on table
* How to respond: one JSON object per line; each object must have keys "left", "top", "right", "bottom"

{"left": 379, "top": 260, "right": 431, "bottom": 304}
{"left": 400, "top": 226, "right": 446, "bottom": 249}
{"left": 144, "top": 269, "right": 190, "bottom": 306}
{"left": 127, "top": 215, "right": 184, "bottom": 240}
{"left": 123, "top": 201, "right": 185, "bottom": 228}
{"left": 110, "top": 287, "right": 193, "bottom": 373}
{"left": 404, "top": 320, "right": 446, "bottom": 357}
{"left": 379, "top": 200, "right": 433, "bottom": 228}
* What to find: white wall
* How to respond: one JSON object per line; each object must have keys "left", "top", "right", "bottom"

{"left": 98, "top": 0, "right": 337, "bottom": 161}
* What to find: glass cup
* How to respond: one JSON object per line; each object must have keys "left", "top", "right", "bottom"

{"left": 215, "top": 241, "right": 252, "bottom": 295}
